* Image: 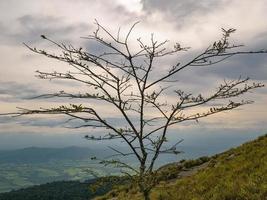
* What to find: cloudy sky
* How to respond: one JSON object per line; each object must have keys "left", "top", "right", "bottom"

{"left": 0, "top": 0, "right": 266, "bottom": 150}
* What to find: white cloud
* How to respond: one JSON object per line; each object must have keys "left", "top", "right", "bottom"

{"left": 0, "top": 0, "right": 266, "bottom": 139}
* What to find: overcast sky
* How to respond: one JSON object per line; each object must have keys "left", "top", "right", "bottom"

{"left": 0, "top": 0, "right": 266, "bottom": 150}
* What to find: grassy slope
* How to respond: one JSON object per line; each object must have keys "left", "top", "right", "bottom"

{"left": 98, "top": 134, "right": 267, "bottom": 200}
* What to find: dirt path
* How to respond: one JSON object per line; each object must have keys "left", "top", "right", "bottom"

{"left": 178, "top": 161, "right": 210, "bottom": 177}
{"left": 163, "top": 161, "right": 210, "bottom": 186}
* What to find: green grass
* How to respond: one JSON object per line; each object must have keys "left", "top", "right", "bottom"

{"left": 96, "top": 134, "right": 267, "bottom": 200}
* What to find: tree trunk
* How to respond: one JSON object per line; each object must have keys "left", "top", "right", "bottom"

{"left": 143, "top": 190, "right": 150, "bottom": 200}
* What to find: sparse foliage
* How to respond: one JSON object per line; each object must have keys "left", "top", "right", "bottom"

{"left": 5, "top": 20, "right": 266, "bottom": 199}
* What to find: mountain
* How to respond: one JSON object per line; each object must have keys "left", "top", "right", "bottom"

{"left": 1, "top": 134, "right": 266, "bottom": 200}
{"left": 0, "top": 146, "right": 114, "bottom": 193}
{"left": 96, "top": 134, "right": 267, "bottom": 200}
{"left": 0, "top": 146, "right": 94, "bottom": 164}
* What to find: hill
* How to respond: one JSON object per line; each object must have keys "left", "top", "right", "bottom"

{"left": 0, "top": 134, "right": 266, "bottom": 200}
{"left": 0, "top": 146, "right": 94, "bottom": 164}
{"left": 96, "top": 134, "right": 267, "bottom": 200}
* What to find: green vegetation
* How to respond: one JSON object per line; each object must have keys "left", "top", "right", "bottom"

{"left": 0, "top": 161, "right": 93, "bottom": 193}
{"left": 0, "top": 147, "right": 117, "bottom": 193}
{"left": 0, "top": 180, "right": 111, "bottom": 200}
{"left": 1, "top": 135, "right": 266, "bottom": 200}
{"left": 96, "top": 134, "right": 267, "bottom": 200}
{"left": 0, "top": 175, "right": 128, "bottom": 200}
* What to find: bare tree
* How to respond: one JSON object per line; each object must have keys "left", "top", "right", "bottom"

{"left": 6, "top": 21, "right": 266, "bottom": 199}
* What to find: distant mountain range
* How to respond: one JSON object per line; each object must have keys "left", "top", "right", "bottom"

{"left": 1, "top": 134, "right": 266, "bottom": 200}
{"left": 0, "top": 146, "right": 95, "bottom": 164}
{"left": 0, "top": 133, "right": 263, "bottom": 194}
{"left": 0, "top": 146, "right": 116, "bottom": 193}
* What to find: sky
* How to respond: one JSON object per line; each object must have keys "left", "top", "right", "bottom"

{"left": 0, "top": 0, "right": 266, "bottom": 150}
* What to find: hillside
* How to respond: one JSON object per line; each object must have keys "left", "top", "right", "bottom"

{"left": 96, "top": 134, "right": 267, "bottom": 200}
{"left": 0, "top": 134, "right": 266, "bottom": 200}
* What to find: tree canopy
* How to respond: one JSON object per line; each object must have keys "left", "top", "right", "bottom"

{"left": 5, "top": 21, "right": 266, "bottom": 199}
